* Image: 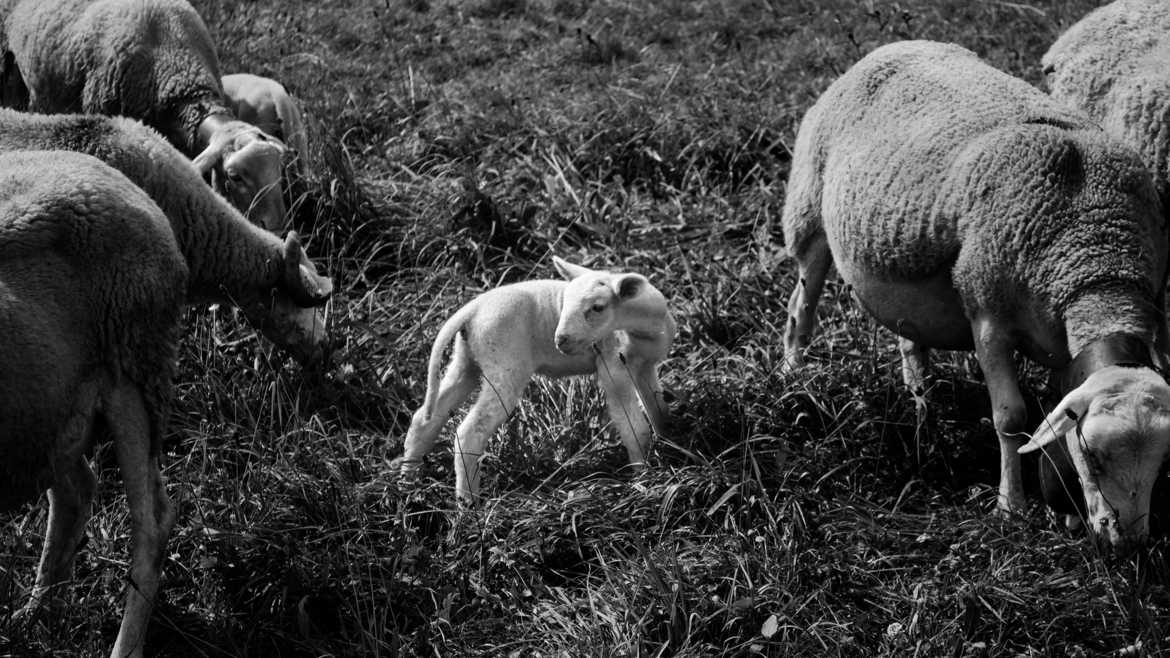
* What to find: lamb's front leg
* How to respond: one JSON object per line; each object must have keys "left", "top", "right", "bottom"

{"left": 629, "top": 358, "right": 671, "bottom": 438}
{"left": 597, "top": 355, "right": 653, "bottom": 468}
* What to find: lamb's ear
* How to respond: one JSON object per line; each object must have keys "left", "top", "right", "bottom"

{"left": 552, "top": 256, "right": 592, "bottom": 281}
{"left": 192, "top": 142, "right": 223, "bottom": 174}
{"left": 1019, "top": 386, "right": 1091, "bottom": 454}
{"left": 611, "top": 273, "right": 647, "bottom": 300}
{"left": 283, "top": 231, "right": 333, "bottom": 306}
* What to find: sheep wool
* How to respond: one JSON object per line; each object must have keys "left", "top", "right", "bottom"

{"left": 1043, "top": 0, "right": 1170, "bottom": 193}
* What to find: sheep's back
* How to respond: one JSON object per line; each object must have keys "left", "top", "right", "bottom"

{"left": 803, "top": 41, "right": 1093, "bottom": 281}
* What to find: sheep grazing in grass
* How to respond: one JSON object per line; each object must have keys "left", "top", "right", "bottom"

{"left": 0, "top": 150, "right": 188, "bottom": 658}
{"left": 0, "top": 108, "right": 332, "bottom": 363}
{"left": 1043, "top": 0, "right": 1170, "bottom": 194}
{"left": 782, "top": 40, "right": 1170, "bottom": 554}
{"left": 395, "top": 257, "right": 676, "bottom": 502}
{"left": 0, "top": 0, "right": 290, "bottom": 232}
{"left": 222, "top": 72, "right": 310, "bottom": 181}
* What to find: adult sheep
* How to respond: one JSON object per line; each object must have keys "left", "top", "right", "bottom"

{"left": 0, "top": 150, "right": 187, "bottom": 658}
{"left": 0, "top": 108, "right": 332, "bottom": 364}
{"left": 1043, "top": 0, "right": 1170, "bottom": 195}
{"left": 0, "top": 0, "right": 290, "bottom": 232}
{"left": 782, "top": 40, "right": 1170, "bottom": 555}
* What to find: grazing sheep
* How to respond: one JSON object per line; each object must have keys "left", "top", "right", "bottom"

{"left": 782, "top": 40, "right": 1170, "bottom": 554}
{"left": 222, "top": 72, "right": 310, "bottom": 180}
{"left": 1043, "top": 0, "right": 1170, "bottom": 195}
{"left": 396, "top": 257, "right": 676, "bottom": 502}
{"left": 0, "top": 108, "right": 332, "bottom": 363}
{"left": 0, "top": 0, "right": 290, "bottom": 232}
{"left": 0, "top": 150, "right": 187, "bottom": 658}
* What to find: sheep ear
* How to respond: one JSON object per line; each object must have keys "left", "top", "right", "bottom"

{"left": 192, "top": 143, "right": 222, "bottom": 174}
{"left": 552, "top": 256, "right": 592, "bottom": 281}
{"left": 611, "top": 273, "right": 646, "bottom": 300}
{"left": 1019, "top": 387, "right": 1090, "bottom": 454}
{"left": 282, "top": 231, "right": 333, "bottom": 306}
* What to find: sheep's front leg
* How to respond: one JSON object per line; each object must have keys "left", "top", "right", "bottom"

{"left": 784, "top": 233, "right": 832, "bottom": 368}
{"left": 453, "top": 366, "right": 526, "bottom": 503}
{"left": 972, "top": 317, "right": 1028, "bottom": 514}
{"left": 21, "top": 455, "right": 97, "bottom": 619}
{"left": 899, "top": 337, "right": 930, "bottom": 421}
{"left": 597, "top": 355, "right": 653, "bottom": 469}
{"left": 398, "top": 341, "right": 477, "bottom": 485}
{"left": 628, "top": 358, "right": 671, "bottom": 439}
{"left": 106, "top": 386, "right": 176, "bottom": 658}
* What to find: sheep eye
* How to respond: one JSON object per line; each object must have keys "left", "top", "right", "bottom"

{"left": 590, "top": 303, "right": 606, "bottom": 314}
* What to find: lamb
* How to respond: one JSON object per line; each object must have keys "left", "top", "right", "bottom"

{"left": 0, "top": 108, "right": 332, "bottom": 363}
{"left": 0, "top": 0, "right": 290, "bottom": 232}
{"left": 0, "top": 149, "right": 188, "bottom": 658}
{"left": 395, "top": 257, "right": 676, "bottom": 502}
{"left": 1042, "top": 0, "right": 1170, "bottom": 196}
{"left": 222, "top": 72, "right": 310, "bottom": 181}
{"left": 782, "top": 40, "right": 1170, "bottom": 554}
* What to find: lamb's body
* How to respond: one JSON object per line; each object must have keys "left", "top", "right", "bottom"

{"left": 399, "top": 259, "right": 676, "bottom": 501}
{"left": 0, "top": 108, "right": 332, "bottom": 362}
{"left": 783, "top": 40, "right": 1170, "bottom": 553}
{"left": 0, "top": 0, "right": 290, "bottom": 231}
{"left": 222, "top": 73, "right": 310, "bottom": 179}
{"left": 1043, "top": 0, "right": 1170, "bottom": 191}
{"left": 0, "top": 150, "right": 188, "bottom": 658}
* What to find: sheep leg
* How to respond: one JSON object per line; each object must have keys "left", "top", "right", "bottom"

{"left": 452, "top": 367, "right": 526, "bottom": 502}
{"left": 628, "top": 358, "right": 671, "bottom": 438}
{"left": 398, "top": 341, "right": 477, "bottom": 485}
{"left": 597, "top": 354, "right": 653, "bottom": 469}
{"left": 107, "top": 386, "right": 176, "bottom": 658}
{"left": 784, "top": 233, "right": 832, "bottom": 368}
{"left": 21, "top": 455, "right": 97, "bottom": 618}
{"left": 972, "top": 317, "right": 1028, "bottom": 514}
{"left": 899, "top": 337, "right": 930, "bottom": 421}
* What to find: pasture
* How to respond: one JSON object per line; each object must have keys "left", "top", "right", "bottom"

{"left": 4, "top": 0, "right": 1168, "bottom": 655}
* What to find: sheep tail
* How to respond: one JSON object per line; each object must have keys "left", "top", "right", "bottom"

{"left": 420, "top": 304, "right": 473, "bottom": 421}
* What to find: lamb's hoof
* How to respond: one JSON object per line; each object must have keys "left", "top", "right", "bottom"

{"left": 912, "top": 392, "right": 929, "bottom": 426}
{"left": 386, "top": 456, "right": 421, "bottom": 491}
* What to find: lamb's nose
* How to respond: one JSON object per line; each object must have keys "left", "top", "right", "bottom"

{"left": 555, "top": 334, "right": 571, "bottom": 352}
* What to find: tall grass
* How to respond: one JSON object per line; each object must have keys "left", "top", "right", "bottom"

{"left": 7, "top": 0, "right": 1169, "bottom": 656}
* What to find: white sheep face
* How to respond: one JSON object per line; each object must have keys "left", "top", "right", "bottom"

{"left": 219, "top": 137, "right": 287, "bottom": 232}
{"left": 554, "top": 273, "right": 620, "bottom": 355}
{"left": 243, "top": 295, "right": 327, "bottom": 365}
{"left": 1023, "top": 367, "right": 1170, "bottom": 554}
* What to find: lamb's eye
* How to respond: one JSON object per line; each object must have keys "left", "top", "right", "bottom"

{"left": 225, "top": 170, "right": 244, "bottom": 184}
{"left": 590, "top": 303, "right": 606, "bottom": 314}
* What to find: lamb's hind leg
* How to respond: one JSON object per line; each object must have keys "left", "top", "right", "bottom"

{"left": 398, "top": 340, "right": 478, "bottom": 485}
{"left": 453, "top": 364, "right": 527, "bottom": 503}
{"left": 21, "top": 455, "right": 97, "bottom": 619}
{"left": 106, "top": 385, "right": 176, "bottom": 658}
{"left": 784, "top": 232, "right": 832, "bottom": 368}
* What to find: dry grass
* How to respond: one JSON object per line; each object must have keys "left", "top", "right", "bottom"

{"left": 5, "top": 0, "right": 1170, "bottom": 656}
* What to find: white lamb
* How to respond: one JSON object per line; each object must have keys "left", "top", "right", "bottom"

{"left": 0, "top": 0, "right": 291, "bottom": 232}
{"left": 396, "top": 257, "right": 676, "bottom": 502}
{"left": 783, "top": 40, "right": 1170, "bottom": 554}
{"left": 0, "top": 108, "right": 332, "bottom": 363}
{"left": 222, "top": 72, "right": 310, "bottom": 181}
{"left": 0, "top": 149, "right": 188, "bottom": 658}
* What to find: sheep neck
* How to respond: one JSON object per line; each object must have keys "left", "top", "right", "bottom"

{"left": 1062, "top": 289, "right": 1160, "bottom": 360}
{"left": 1061, "top": 333, "right": 1154, "bottom": 392}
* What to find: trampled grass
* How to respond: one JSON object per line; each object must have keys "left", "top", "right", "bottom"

{"left": 5, "top": 0, "right": 1170, "bottom": 656}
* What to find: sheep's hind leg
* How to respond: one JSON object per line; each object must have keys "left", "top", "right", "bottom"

{"left": 784, "top": 233, "right": 832, "bottom": 368}
{"left": 899, "top": 337, "right": 930, "bottom": 423}
{"left": 397, "top": 341, "right": 477, "bottom": 487}
{"left": 452, "top": 365, "right": 527, "bottom": 503}
{"left": 107, "top": 385, "right": 176, "bottom": 658}
{"left": 20, "top": 455, "right": 97, "bottom": 619}
{"left": 597, "top": 354, "right": 654, "bottom": 472}
{"left": 972, "top": 317, "right": 1028, "bottom": 515}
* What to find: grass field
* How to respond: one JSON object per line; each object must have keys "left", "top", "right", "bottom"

{"left": 7, "top": 0, "right": 1170, "bottom": 656}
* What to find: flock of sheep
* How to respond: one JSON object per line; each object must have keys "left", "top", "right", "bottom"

{"left": 3, "top": 0, "right": 1170, "bottom": 655}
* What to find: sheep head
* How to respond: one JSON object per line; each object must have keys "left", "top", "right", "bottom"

{"left": 193, "top": 119, "right": 288, "bottom": 233}
{"left": 1020, "top": 366, "right": 1170, "bottom": 555}
{"left": 550, "top": 256, "right": 669, "bottom": 356}
{"left": 239, "top": 231, "right": 333, "bottom": 366}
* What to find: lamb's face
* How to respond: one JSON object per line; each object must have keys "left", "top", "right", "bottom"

{"left": 1026, "top": 367, "right": 1170, "bottom": 555}
{"left": 554, "top": 274, "right": 619, "bottom": 355}
{"left": 218, "top": 134, "right": 287, "bottom": 233}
